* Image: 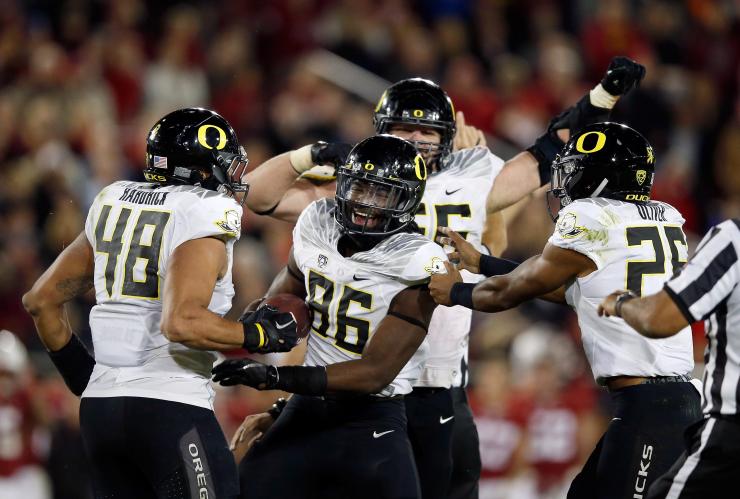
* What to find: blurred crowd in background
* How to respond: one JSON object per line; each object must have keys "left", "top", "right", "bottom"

{"left": 0, "top": 0, "right": 737, "bottom": 498}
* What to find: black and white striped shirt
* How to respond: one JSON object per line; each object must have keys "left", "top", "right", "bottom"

{"left": 665, "top": 219, "right": 740, "bottom": 416}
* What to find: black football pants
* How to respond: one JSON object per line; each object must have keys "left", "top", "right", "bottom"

{"left": 448, "top": 387, "right": 481, "bottom": 499}
{"left": 405, "top": 387, "right": 455, "bottom": 499}
{"left": 80, "top": 396, "right": 239, "bottom": 499}
{"left": 647, "top": 415, "right": 740, "bottom": 498}
{"left": 239, "top": 394, "right": 420, "bottom": 499}
{"left": 567, "top": 381, "right": 701, "bottom": 499}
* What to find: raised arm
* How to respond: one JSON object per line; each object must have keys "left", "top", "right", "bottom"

{"left": 487, "top": 56, "right": 646, "bottom": 213}
{"left": 245, "top": 142, "right": 350, "bottom": 220}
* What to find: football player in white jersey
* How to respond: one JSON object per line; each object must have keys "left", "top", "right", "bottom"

{"left": 234, "top": 56, "right": 646, "bottom": 499}
{"left": 211, "top": 135, "right": 448, "bottom": 499}
{"left": 22, "top": 108, "right": 301, "bottom": 499}
{"left": 429, "top": 122, "right": 703, "bottom": 499}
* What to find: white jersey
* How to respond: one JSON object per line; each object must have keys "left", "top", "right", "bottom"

{"left": 82, "top": 181, "right": 242, "bottom": 409}
{"left": 549, "top": 198, "right": 694, "bottom": 384}
{"left": 414, "top": 147, "right": 503, "bottom": 388}
{"left": 293, "top": 199, "right": 448, "bottom": 397}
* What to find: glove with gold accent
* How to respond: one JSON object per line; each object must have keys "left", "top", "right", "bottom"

{"left": 600, "top": 56, "right": 646, "bottom": 96}
{"left": 240, "top": 305, "right": 298, "bottom": 354}
{"left": 212, "top": 359, "right": 328, "bottom": 395}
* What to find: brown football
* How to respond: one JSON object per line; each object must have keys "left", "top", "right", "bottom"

{"left": 261, "top": 293, "right": 312, "bottom": 339}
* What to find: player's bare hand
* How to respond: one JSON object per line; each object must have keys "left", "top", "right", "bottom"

{"left": 597, "top": 290, "right": 625, "bottom": 317}
{"left": 429, "top": 261, "right": 463, "bottom": 306}
{"left": 436, "top": 226, "right": 481, "bottom": 273}
{"left": 230, "top": 412, "right": 274, "bottom": 463}
{"left": 453, "top": 111, "right": 487, "bottom": 151}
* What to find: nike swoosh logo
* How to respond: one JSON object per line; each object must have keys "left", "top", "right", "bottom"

{"left": 445, "top": 187, "right": 462, "bottom": 195}
{"left": 275, "top": 320, "right": 294, "bottom": 330}
{"left": 439, "top": 415, "right": 454, "bottom": 424}
{"left": 353, "top": 274, "right": 366, "bottom": 281}
{"left": 373, "top": 430, "right": 395, "bottom": 438}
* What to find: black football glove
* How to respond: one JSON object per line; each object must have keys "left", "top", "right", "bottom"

{"left": 600, "top": 56, "right": 646, "bottom": 96}
{"left": 240, "top": 305, "right": 299, "bottom": 354}
{"left": 212, "top": 358, "right": 277, "bottom": 389}
{"left": 310, "top": 141, "right": 353, "bottom": 168}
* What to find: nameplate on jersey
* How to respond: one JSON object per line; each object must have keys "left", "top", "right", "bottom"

{"left": 636, "top": 203, "right": 667, "bottom": 222}
{"left": 118, "top": 188, "right": 169, "bottom": 206}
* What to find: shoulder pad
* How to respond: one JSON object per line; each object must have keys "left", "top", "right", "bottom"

{"left": 399, "top": 238, "right": 448, "bottom": 285}
{"left": 183, "top": 193, "right": 243, "bottom": 241}
{"left": 548, "top": 199, "right": 609, "bottom": 267}
{"left": 445, "top": 147, "right": 504, "bottom": 179}
{"left": 293, "top": 198, "right": 338, "bottom": 256}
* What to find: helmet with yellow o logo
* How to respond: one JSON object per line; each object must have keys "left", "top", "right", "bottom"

{"left": 335, "top": 135, "right": 427, "bottom": 242}
{"left": 547, "top": 122, "right": 655, "bottom": 219}
{"left": 373, "top": 78, "right": 456, "bottom": 171}
{"left": 144, "top": 108, "right": 249, "bottom": 195}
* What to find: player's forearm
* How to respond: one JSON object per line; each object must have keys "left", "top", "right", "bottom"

{"left": 26, "top": 305, "right": 74, "bottom": 351}
{"left": 244, "top": 152, "right": 299, "bottom": 213}
{"left": 487, "top": 152, "right": 541, "bottom": 213}
{"left": 325, "top": 359, "right": 398, "bottom": 394}
{"left": 469, "top": 276, "right": 523, "bottom": 312}
{"left": 481, "top": 211, "right": 507, "bottom": 257}
{"left": 23, "top": 274, "right": 94, "bottom": 351}
{"left": 161, "top": 305, "right": 244, "bottom": 350}
{"left": 619, "top": 295, "right": 684, "bottom": 339}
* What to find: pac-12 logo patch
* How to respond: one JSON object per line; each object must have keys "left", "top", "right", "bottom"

{"left": 556, "top": 212, "right": 585, "bottom": 238}
{"left": 636, "top": 169, "right": 647, "bottom": 185}
{"left": 318, "top": 254, "right": 328, "bottom": 268}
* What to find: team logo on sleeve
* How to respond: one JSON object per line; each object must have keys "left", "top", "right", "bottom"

{"left": 215, "top": 209, "right": 241, "bottom": 235}
{"left": 556, "top": 212, "right": 586, "bottom": 238}
{"left": 424, "top": 256, "right": 446, "bottom": 274}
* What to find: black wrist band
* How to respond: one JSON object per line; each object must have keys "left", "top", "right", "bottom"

{"left": 273, "top": 366, "right": 327, "bottom": 396}
{"left": 479, "top": 254, "right": 520, "bottom": 277}
{"left": 449, "top": 282, "right": 476, "bottom": 309}
{"left": 526, "top": 134, "right": 562, "bottom": 186}
{"left": 615, "top": 291, "right": 638, "bottom": 317}
{"left": 47, "top": 335, "right": 96, "bottom": 396}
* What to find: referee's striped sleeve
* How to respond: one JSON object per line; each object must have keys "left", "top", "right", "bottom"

{"left": 664, "top": 221, "right": 740, "bottom": 322}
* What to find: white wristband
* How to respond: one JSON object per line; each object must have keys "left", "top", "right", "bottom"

{"left": 589, "top": 83, "right": 619, "bottom": 110}
{"left": 289, "top": 144, "right": 314, "bottom": 174}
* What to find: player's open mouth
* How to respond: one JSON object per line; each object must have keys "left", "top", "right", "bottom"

{"left": 351, "top": 209, "right": 380, "bottom": 228}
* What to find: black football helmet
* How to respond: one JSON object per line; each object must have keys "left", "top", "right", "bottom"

{"left": 144, "top": 108, "right": 249, "bottom": 197}
{"left": 335, "top": 135, "right": 427, "bottom": 240}
{"left": 373, "top": 78, "right": 456, "bottom": 171}
{"left": 548, "top": 122, "right": 656, "bottom": 219}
